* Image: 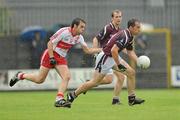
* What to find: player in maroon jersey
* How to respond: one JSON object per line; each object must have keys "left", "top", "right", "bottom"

{"left": 92, "top": 10, "right": 126, "bottom": 105}
{"left": 67, "top": 18, "right": 145, "bottom": 106}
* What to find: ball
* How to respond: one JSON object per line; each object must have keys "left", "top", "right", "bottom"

{"left": 137, "top": 55, "right": 150, "bottom": 69}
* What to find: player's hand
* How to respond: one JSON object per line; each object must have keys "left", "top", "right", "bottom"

{"left": 139, "top": 65, "right": 146, "bottom": 69}
{"left": 117, "top": 64, "right": 127, "bottom": 72}
{"left": 49, "top": 57, "right": 57, "bottom": 65}
{"left": 93, "top": 53, "right": 98, "bottom": 60}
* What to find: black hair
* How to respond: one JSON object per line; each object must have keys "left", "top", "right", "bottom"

{"left": 127, "top": 18, "right": 140, "bottom": 28}
{"left": 71, "top": 18, "right": 86, "bottom": 28}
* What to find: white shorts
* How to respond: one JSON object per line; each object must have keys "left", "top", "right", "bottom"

{"left": 95, "top": 51, "right": 122, "bottom": 74}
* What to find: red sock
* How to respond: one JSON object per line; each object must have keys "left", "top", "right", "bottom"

{"left": 18, "top": 73, "right": 25, "bottom": 80}
{"left": 57, "top": 92, "right": 64, "bottom": 98}
{"left": 56, "top": 92, "right": 64, "bottom": 101}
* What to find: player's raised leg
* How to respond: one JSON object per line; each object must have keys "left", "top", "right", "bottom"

{"left": 99, "top": 74, "right": 113, "bottom": 84}
{"left": 9, "top": 66, "right": 50, "bottom": 87}
{"left": 82, "top": 73, "right": 113, "bottom": 95}
{"left": 67, "top": 70, "right": 106, "bottom": 103}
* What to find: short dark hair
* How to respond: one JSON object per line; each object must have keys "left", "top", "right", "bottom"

{"left": 111, "top": 9, "right": 121, "bottom": 18}
{"left": 71, "top": 18, "right": 86, "bottom": 28}
{"left": 127, "top": 18, "right": 140, "bottom": 28}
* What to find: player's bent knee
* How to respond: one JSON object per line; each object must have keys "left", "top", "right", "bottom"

{"left": 65, "top": 76, "right": 71, "bottom": 81}
{"left": 117, "top": 77, "right": 125, "bottom": 82}
{"left": 35, "top": 80, "right": 44, "bottom": 84}
{"left": 127, "top": 69, "right": 135, "bottom": 77}
{"left": 60, "top": 75, "right": 71, "bottom": 82}
{"left": 104, "top": 79, "right": 113, "bottom": 84}
{"left": 35, "top": 77, "right": 45, "bottom": 84}
{"left": 116, "top": 74, "right": 125, "bottom": 81}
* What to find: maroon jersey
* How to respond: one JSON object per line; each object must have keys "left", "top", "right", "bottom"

{"left": 103, "top": 29, "right": 134, "bottom": 56}
{"left": 96, "top": 22, "right": 120, "bottom": 48}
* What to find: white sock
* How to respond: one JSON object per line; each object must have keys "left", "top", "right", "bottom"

{"left": 113, "top": 96, "right": 119, "bottom": 100}
{"left": 56, "top": 92, "right": 64, "bottom": 101}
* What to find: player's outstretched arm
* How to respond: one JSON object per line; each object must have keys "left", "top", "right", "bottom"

{"left": 81, "top": 44, "right": 102, "bottom": 54}
{"left": 92, "top": 37, "right": 99, "bottom": 48}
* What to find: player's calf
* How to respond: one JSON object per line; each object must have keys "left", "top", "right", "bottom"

{"left": 83, "top": 79, "right": 99, "bottom": 95}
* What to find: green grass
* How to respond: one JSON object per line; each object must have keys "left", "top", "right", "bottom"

{"left": 1, "top": 89, "right": 180, "bottom": 120}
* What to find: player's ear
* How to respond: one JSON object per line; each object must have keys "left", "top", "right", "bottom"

{"left": 73, "top": 24, "right": 78, "bottom": 29}
{"left": 129, "top": 26, "right": 133, "bottom": 30}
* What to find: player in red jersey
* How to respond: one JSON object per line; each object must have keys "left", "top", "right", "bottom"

{"left": 67, "top": 18, "right": 145, "bottom": 106}
{"left": 9, "top": 18, "right": 101, "bottom": 108}
{"left": 92, "top": 10, "right": 126, "bottom": 105}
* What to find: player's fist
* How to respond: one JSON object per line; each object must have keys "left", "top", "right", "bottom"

{"left": 49, "top": 57, "right": 57, "bottom": 65}
{"left": 117, "top": 64, "right": 127, "bottom": 72}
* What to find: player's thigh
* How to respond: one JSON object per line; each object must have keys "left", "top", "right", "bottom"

{"left": 103, "top": 73, "right": 113, "bottom": 82}
{"left": 92, "top": 70, "right": 106, "bottom": 83}
{"left": 55, "top": 65, "right": 71, "bottom": 80}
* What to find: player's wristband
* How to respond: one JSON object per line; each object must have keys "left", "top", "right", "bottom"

{"left": 49, "top": 57, "right": 57, "bottom": 65}
{"left": 117, "top": 64, "right": 127, "bottom": 72}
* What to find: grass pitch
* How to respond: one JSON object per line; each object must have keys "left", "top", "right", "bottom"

{"left": 0, "top": 89, "right": 180, "bottom": 120}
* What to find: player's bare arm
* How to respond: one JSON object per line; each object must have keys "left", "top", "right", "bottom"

{"left": 81, "top": 44, "right": 102, "bottom": 54}
{"left": 127, "top": 50, "right": 138, "bottom": 63}
{"left": 111, "top": 44, "right": 120, "bottom": 65}
{"left": 47, "top": 40, "right": 54, "bottom": 58}
{"left": 111, "top": 44, "right": 126, "bottom": 72}
{"left": 92, "top": 37, "right": 99, "bottom": 48}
